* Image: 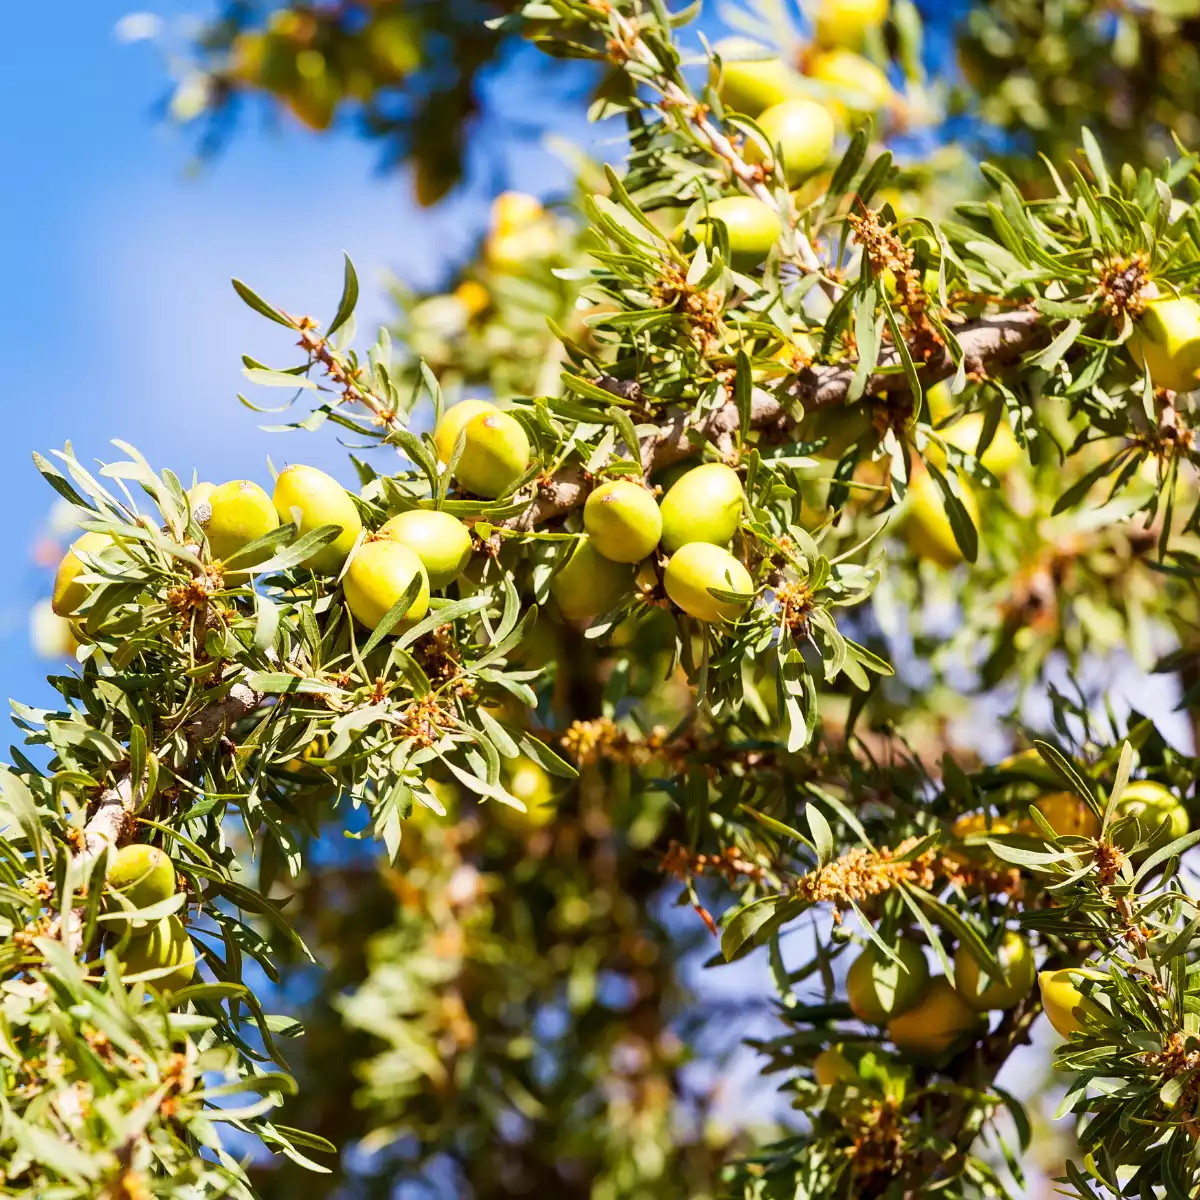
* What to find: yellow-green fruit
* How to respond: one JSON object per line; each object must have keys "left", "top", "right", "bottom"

{"left": 887, "top": 977, "right": 983, "bottom": 1056}
{"left": 1129, "top": 296, "right": 1200, "bottom": 394}
{"left": 1034, "top": 792, "right": 1101, "bottom": 839}
{"left": 119, "top": 914, "right": 196, "bottom": 992}
{"left": 695, "top": 197, "right": 781, "bottom": 272}
{"left": 583, "top": 481, "right": 663, "bottom": 563}
{"left": 816, "top": 0, "right": 889, "bottom": 49}
{"left": 552, "top": 537, "right": 633, "bottom": 623}
{"left": 809, "top": 49, "right": 892, "bottom": 120}
{"left": 107, "top": 844, "right": 177, "bottom": 911}
{"left": 745, "top": 98, "right": 836, "bottom": 185}
{"left": 433, "top": 399, "right": 497, "bottom": 464}
{"left": 381, "top": 509, "right": 473, "bottom": 589}
{"left": 1038, "top": 967, "right": 1109, "bottom": 1038}
{"left": 343, "top": 540, "right": 430, "bottom": 630}
{"left": 940, "top": 414, "right": 1023, "bottom": 477}
{"left": 1116, "top": 780, "right": 1189, "bottom": 841}
{"left": 715, "top": 40, "right": 802, "bottom": 116}
{"left": 664, "top": 543, "right": 753, "bottom": 623}
{"left": 905, "top": 466, "right": 980, "bottom": 567}
{"left": 500, "top": 755, "right": 556, "bottom": 829}
{"left": 188, "top": 481, "right": 216, "bottom": 508}
{"left": 272, "top": 464, "right": 363, "bottom": 573}
{"left": 846, "top": 940, "right": 929, "bottom": 1024}
{"left": 954, "top": 931, "right": 1035, "bottom": 1012}
{"left": 204, "top": 480, "right": 280, "bottom": 567}
{"left": 453, "top": 411, "right": 531, "bottom": 499}
{"left": 813, "top": 1047, "right": 857, "bottom": 1087}
{"left": 660, "top": 463, "right": 744, "bottom": 552}
{"left": 52, "top": 532, "right": 112, "bottom": 616}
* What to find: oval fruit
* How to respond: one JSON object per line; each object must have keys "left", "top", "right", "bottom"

{"left": 1034, "top": 792, "right": 1101, "bottom": 839}
{"left": 1038, "top": 967, "right": 1109, "bottom": 1038}
{"left": 809, "top": 49, "right": 892, "bottom": 121}
{"left": 816, "top": 0, "right": 889, "bottom": 49}
{"left": 452, "top": 411, "right": 531, "bottom": 498}
{"left": 745, "top": 98, "right": 836, "bottom": 185}
{"left": 846, "top": 939, "right": 929, "bottom": 1024}
{"left": 664, "top": 543, "right": 753, "bottom": 623}
{"left": 660, "top": 463, "right": 744, "bottom": 552}
{"left": 584, "top": 480, "right": 663, "bottom": 563}
{"left": 272, "top": 464, "right": 363, "bottom": 573}
{"left": 954, "top": 931, "right": 1035, "bottom": 1012}
{"left": 1117, "top": 780, "right": 1189, "bottom": 841}
{"left": 52, "top": 531, "right": 112, "bottom": 617}
{"left": 695, "top": 197, "right": 781, "bottom": 271}
{"left": 343, "top": 539, "right": 430, "bottom": 630}
{"left": 433, "top": 398, "right": 497, "bottom": 464}
{"left": 203, "top": 480, "right": 280, "bottom": 569}
{"left": 107, "top": 844, "right": 176, "bottom": 911}
{"left": 119, "top": 914, "right": 196, "bottom": 993}
{"left": 904, "top": 464, "right": 980, "bottom": 567}
{"left": 1129, "top": 295, "right": 1200, "bottom": 394}
{"left": 715, "top": 39, "right": 802, "bottom": 116}
{"left": 188, "top": 481, "right": 216, "bottom": 510}
{"left": 939, "top": 414, "right": 1023, "bottom": 477}
{"left": 381, "top": 509, "right": 473, "bottom": 589}
{"left": 813, "top": 1047, "right": 857, "bottom": 1087}
{"left": 551, "top": 537, "right": 633, "bottom": 623}
{"left": 952, "top": 811, "right": 1014, "bottom": 840}
{"left": 498, "top": 755, "right": 556, "bottom": 830}
{"left": 887, "top": 977, "right": 983, "bottom": 1056}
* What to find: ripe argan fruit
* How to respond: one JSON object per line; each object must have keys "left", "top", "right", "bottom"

{"left": 343, "top": 539, "right": 430, "bottom": 630}
{"left": 1038, "top": 967, "right": 1110, "bottom": 1039}
{"left": 381, "top": 509, "right": 473, "bottom": 589}
{"left": 188, "top": 481, "right": 216, "bottom": 509}
{"left": 694, "top": 197, "right": 781, "bottom": 271}
{"left": 815, "top": 0, "right": 889, "bottom": 49}
{"left": 52, "top": 531, "right": 112, "bottom": 616}
{"left": 1129, "top": 295, "right": 1200, "bottom": 394}
{"left": 846, "top": 939, "right": 929, "bottom": 1023}
{"left": 119, "top": 914, "right": 196, "bottom": 993}
{"left": 433, "top": 398, "right": 497, "bottom": 464}
{"left": 745, "top": 98, "right": 836, "bottom": 185}
{"left": 107, "top": 844, "right": 176, "bottom": 911}
{"left": 452, "top": 411, "right": 532, "bottom": 498}
{"left": 715, "top": 39, "right": 802, "bottom": 116}
{"left": 886, "top": 977, "right": 983, "bottom": 1057}
{"left": 1034, "top": 792, "right": 1100, "bottom": 839}
{"left": 551, "top": 537, "right": 633, "bottom": 623}
{"left": 659, "top": 463, "right": 744, "bottom": 552}
{"left": 954, "top": 931, "right": 1035, "bottom": 1012}
{"left": 499, "top": 755, "right": 556, "bottom": 829}
{"left": 583, "top": 480, "right": 662, "bottom": 563}
{"left": 203, "top": 480, "right": 280, "bottom": 569}
{"left": 272, "top": 464, "right": 363, "bottom": 573}
{"left": 663, "top": 543, "right": 753, "bottom": 623}
{"left": 937, "top": 413, "right": 1023, "bottom": 477}
{"left": 809, "top": 49, "right": 892, "bottom": 123}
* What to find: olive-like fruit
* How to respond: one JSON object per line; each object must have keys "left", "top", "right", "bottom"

{"left": 659, "top": 463, "right": 744, "bottom": 552}
{"left": 433, "top": 399, "right": 497, "bottom": 464}
{"left": 809, "top": 49, "right": 892, "bottom": 121}
{"left": 813, "top": 1047, "right": 857, "bottom": 1087}
{"left": 119, "top": 914, "right": 196, "bottom": 993}
{"left": 583, "top": 481, "right": 663, "bottom": 563}
{"left": 1129, "top": 295, "right": 1200, "bottom": 394}
{"left": 188, "top": 481, "right": 216, "bottom": 509}
{"left": 954, "top": 930, "right": 1035, "bottom": 1012}
{"left": 381, "top": 509, "right": 473, "bottom": 589}
{"left": 1034, "top": 792, "right": 1101, "bottom": 839}
{"left": 452, "top": 411, "right": 531, "bottom": 499}
{"left": 715, "top": 39, "right": 802, "bottom": 116}
{"left": 203, "top": 480, "right": 280, "bottom": 569}
{"left": 745, "top": 98, "right": 836, "bottom": 185}
{"left": 887, "top": 977, "right": 983, "bottom": 1057}
{"left": 343, "top": 539, "right": 430, "bottom": 630}
{"left": 694, "top": 197, "right": 781, "bottom": 271}
{"left": 52, "top": 531, "right": 113, "bottom": 617}
{"left": 904, "top": 464, "right": 980, "bottom": 568}
{"left": 485, "top": 192, "right": 560, "bottom": 268}
{"left": 1116, "top": 779, "right": 1189, "bottom": 841}
{"left": 846, "top": 939, "right": 929, "bottom": 1024}
{"left": 551, "top": 537, "right": 633, "bottom": 623}
{"left": 1038, "top": 967, "right": 1110, "bottom": 1039}
{"left": 664, "top": 543, "right": 753, "bottom": 623}
{"left": 494, "top": 755, "right": 556, "bottom": 832}
{"left": 107, "top": 844, "right": 177, "bottom": 911}
{"left": 938, "top": 413, "right": 1023, "bottom": 477}
{"left": 951, "top": 811, "right": 1014, "bottom": 840}
{"left": 273, "top": 464, "right": 363, "bottom": 573}
{"left": 816, "top": 0, "right": 889, "bottom": 49}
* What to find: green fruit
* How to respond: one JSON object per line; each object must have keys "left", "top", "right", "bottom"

{"left": 1038, "top": 967, "right": 1110, "bottom": 1039}
{"left": 809, "top": 49, "right": 891, "bottom": 122}
{"left": 272, "top": 464, "right": 364, "bottom": 573}
{"left": 343, "top": 539, "right": 430, "bottom": 630}
{"left": 816, "top": 0, "right": 889, "bottom": 49}
{"left": 1116, "top": 780, "right": 1189, "bottom": 841}
{"left": 904, "top": 465, "right": 980, "bottom": 567}
{"left": 660, "top": 463, "right": 744, "bottom": 552}
{"left": 107, "top": 844, "right": 177, "bottom": 911}
{"left": 846, "top": 940, "right": 929, "bottom": 1023}
{"left": 551, "top": 537, "right": 633, "bottom": 623}
{"left": 745, "top": 98, "right": 836, "bottom": 185}
{"left": 203, "top": 480, "right": 280, "bottom": 569}
{"left": 119, "top": 914, "right": 196, "bottom": 993}
{"left": 887, "top": 977, "right": 983, "bottom": 1057}
{"left": 937, "top": 414, "right": 1023, "bottom": 477}
{"left": 452, "top": 411, "right": 531, "bottom": 499}
{"left": 954, "top": 930, "right": 1035, "bottom": 1012}
{"left": 52, "top": 532, "right": 113, "bottom": 617}
{"left": 433, "top": 399, "right": 497, "bottom": 464}
{"left": 1034, "top": 792, "right": 1101, "bottom": 839}
{"left": 663, "top": 543, "right": 753, "bottom": 623}
{"left": 583, "top": 481, "right": 663, "bottom": 563}
{"left": 381, "top": 509, "right": 473, "bottom": 588}
{"left": 1129, "top": 296, "right": 1200, "bottom": 394}
{"left": 497, "top": 755, "right": 556, "bottom": 830}
{"left": 695, "top": 197, "right": 781, "bottom": 271}
{"left": 715, "top": 39, "right": 802, "bottom": 116}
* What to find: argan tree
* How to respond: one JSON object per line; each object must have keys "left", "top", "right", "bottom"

{"left": 12, "top": 1, "right": 1200, "bottom": 1198}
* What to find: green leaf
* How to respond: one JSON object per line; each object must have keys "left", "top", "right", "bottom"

{"left": 232, "top": 278, "right": 293, "bottom": 327}
{"left": 328, "top": 254, "right": 359, "bottom": 337}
